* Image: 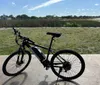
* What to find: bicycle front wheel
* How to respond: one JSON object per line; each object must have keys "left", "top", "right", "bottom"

{"left": 2, "top": 50, "right": 31, "bottom": 76}
{"left": 51, "top": 50, "right": 85, "bottom": 80}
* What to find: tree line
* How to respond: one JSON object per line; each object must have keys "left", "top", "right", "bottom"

{"left": 1, "top": 14, "right": 100, "bottom": 20}
{"left": 0, "top": 14, "right": 100, "bottom": 27}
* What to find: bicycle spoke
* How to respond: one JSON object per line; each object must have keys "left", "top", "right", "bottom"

{"left": 7, "top": 65, "right": 18, "bottom": 73}
{"left": 71, "top": 57, "right": 78, "bottom": 64}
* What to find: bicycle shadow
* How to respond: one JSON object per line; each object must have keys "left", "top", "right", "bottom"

{"left": 38, "top": 75, "right": 49, "bottom": 85}
{"left": 2, "top": 72, "right": 28, "bottom": 85}
{"left": 50, "top": 80, "right": 80, "bottom": 85}
{"left": 38, "top": 75, "right": 80, "bottom": 85}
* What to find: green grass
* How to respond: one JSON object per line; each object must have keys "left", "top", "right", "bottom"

{"left": 0, "top": 27, "right": 100, "bottom": 55}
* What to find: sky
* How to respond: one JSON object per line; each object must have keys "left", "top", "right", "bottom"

{"left": 0, "top": 0, "right": 100, "bottom": 16}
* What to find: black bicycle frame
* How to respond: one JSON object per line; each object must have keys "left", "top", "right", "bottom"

{"left": 34, "top": 36, "right": 55, "bottom": 59}
{"left": 13, "top": 27, "right": 55, "bottom": 67}
{"left": 21, "top": 36, "right": 55, "bottom": 67}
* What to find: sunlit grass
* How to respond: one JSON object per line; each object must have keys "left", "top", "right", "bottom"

{"left": 0, "top": 27, "right": 100, "bottom": 55}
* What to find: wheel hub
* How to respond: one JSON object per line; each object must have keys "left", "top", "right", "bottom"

{"left": 63, "top": 62, "right": 71, "bottom": 72}
{"left": 16, "top": 61, "right": 24, "bottom": 67}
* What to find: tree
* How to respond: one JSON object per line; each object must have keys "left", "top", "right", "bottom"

{"left": 45, "top": 15, "right": 55, "bottom": 19}
{"left": 31, "top": 16, "right": 38, "bottom": 19}
{"left": 16, "top": 14, "right": 29, "bottom": 19}
{"left": 0, "top": 14, "right": 8, "bottom": 20}
{"left": 8, "top": 15, "right": 15, "bottom": 19}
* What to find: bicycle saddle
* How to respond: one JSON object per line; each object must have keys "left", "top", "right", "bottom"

{"left": 47, "top": 32, "right": 61, "bottom": 37}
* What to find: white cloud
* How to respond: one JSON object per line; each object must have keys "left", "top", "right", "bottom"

{"left": 86, "top": 9, "right": 89, "bottom": 11}
{"left": 82, "top": 9, "right": 85, "bottom": 11}
{"left": 12, "top": 2, "right": 16, "bottom": 6}
{"left": 28, "top": 0, "right": 64, "bottom": 11}
{"left": 77, "top": 9, "right": 81, "bottom": 12}
{"left": 95, "top": 3, "right": 99, "bottom": 6}
{"left": 23, "top": 5, "right": 28, "bottom": 8}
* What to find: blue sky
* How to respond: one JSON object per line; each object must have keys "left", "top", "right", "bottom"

{"left": 0, "top": 0, "right": 100, "bottom": 16}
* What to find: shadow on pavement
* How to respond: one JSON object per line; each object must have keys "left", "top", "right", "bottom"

{"left": 38, "top": 75, "right": 49, "bottom": 85}
{"left": 2, "top": 73, "right": 80, "bottom": 85}
{"left": 2, "top": 72, "right": 28, "bottom": 85}
{"left": 50, "top": 80, "right": 80, "bottom": 85}
{"left": 38, "top": 75, "right": 80, "bottom": 85}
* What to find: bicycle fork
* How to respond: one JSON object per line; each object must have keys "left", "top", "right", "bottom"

{"left": 16, "top": 48, "right": 25, "bottom": 66}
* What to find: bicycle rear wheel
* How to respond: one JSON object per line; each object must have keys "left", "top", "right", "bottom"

{"left": 51, "top": 50, "right": 85, "bottom": 80}
{"left": 2, "top": 50, "right": 31, "bottom": 76}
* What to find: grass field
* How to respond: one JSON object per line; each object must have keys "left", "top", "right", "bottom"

{"left": 0, "top": 27, "right": 100, "bottom": 55}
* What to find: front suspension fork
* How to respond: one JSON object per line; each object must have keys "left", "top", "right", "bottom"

{"left": 16, "top": 48, "right": 25, "bottom": 65}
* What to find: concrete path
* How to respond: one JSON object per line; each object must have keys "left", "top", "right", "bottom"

{"left": 0, "top": 54, "right": 100, "bottom": 85}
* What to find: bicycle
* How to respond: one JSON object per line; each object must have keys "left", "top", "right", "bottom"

{"left": 2, "top": 27, "right": 85, "bottom": 80}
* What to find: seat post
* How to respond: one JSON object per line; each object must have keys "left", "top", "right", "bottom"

{"left": 47, "top": 36, "right": 54, "bottom": 59}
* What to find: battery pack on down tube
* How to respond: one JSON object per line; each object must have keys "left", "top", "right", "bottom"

{"left": 31, "top": 46, "right": 46, "bottom": 62}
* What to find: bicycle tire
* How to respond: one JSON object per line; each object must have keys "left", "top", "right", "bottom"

{"left": 51, "top": 50, "right": 85, "bottom": 80}
{"left": 2, "top": 50, "right": 31, "bottom": 76}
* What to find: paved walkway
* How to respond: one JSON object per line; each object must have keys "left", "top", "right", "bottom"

{"left": 0, "top": 55, "right": 100, "bottom": 85}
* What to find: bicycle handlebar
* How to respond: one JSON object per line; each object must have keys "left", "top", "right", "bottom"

{"left": 12, "top": 27, "right": 17, "bottom": 34}
{"left": 12, "top": 27, "right": 34, "bottom": 45}
{"left": 12, "top": 27, "right": 21, "bottom": 37}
